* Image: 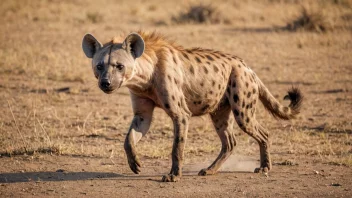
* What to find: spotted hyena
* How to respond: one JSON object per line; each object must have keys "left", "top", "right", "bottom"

{"left": 82, "top": 31, "right": 303, "bottom": 182}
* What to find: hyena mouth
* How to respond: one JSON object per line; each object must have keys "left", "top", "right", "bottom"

{"left": 98, "top": 84, "right": 115, "bottom": 94}
{"left": 99, "top": 83, "right": 122, "bottom": 94}
{"left": 102, "top": 89, "right": 114, "bottom": 94}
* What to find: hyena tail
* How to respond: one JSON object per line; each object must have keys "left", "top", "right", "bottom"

{"left": 257, "top": 77, "right": 303, "bottom": 120}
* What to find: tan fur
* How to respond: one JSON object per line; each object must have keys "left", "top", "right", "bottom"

{"left": 82, "top": 31, "right": 303, "bottom": 182}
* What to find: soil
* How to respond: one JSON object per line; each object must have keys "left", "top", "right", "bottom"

{"left": 0, "top": 0, "right": 351, "bottom": 197}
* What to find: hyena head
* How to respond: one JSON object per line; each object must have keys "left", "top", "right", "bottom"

{"left": 82, "top": 33, "right": 145, "bottom": 94}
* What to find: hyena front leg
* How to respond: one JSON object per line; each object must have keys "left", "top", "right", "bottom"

{"left": 124, "top": 93, "right": 155, "bottom": 174}
{"left": 157, "top": 92, "right": 190, "bottom": 182}
{"left": 161, "top": 114, "right": 190, "bottom": 182}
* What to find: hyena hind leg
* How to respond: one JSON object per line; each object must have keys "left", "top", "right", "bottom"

{"left": 253, "top": 122, "right": 272, "bottom": 173}
{"left": 234, "top": 115, "right": 272, "bottom": 173}
{"left": 198, "top": 101, "right": 236, "bottom": 176}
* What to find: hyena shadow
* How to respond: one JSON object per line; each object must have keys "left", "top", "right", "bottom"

{"left": 0, "top": 172, "right": 163, "bottom": 183}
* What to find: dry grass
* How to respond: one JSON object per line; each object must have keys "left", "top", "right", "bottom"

{"left": 286, "top": 6, "right": 335, "bottom": 32}
{"left": 0, "top": 146, "right": 61, "bottom": 157}
{"left": 172, "top": 4, "right": 230, "bottom": 24}
{"left": 86, "top": 12, "right": 104, "bottom": 24}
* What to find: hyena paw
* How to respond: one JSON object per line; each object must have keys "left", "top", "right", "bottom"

{"left": 254, "top": 167, "right": 269, "bottom": 176}
{"left": 198, "top": 168, "right": 216, "bottom": 176}
{"left": 127, "top": 155, "right": 141, "bottom": 174}
{"left": 161, "top": 174, "right": 180, "bottom": 182}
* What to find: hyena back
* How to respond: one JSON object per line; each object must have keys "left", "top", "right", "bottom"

{"left": 82, "top": 31, "right": 303, "bottom": 182}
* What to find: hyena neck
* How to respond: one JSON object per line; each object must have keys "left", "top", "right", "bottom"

{"left": 124, "top": 55, "right": 155, "bottom": 94}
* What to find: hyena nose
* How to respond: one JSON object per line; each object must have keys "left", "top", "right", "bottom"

{"left": 101, "top": 79, "right": 111, "bottom": 88}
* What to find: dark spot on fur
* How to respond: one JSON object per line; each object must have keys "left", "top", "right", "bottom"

{"left": 251, "top": 73, "right": 256, "bottom": 80}
{"left": 190, "top": 65, "right": 195, "bottom": 74}
{"left": 242, "top": 101, "right": 245, "bottom": 108}
{"left": 253, "top": 88, "right": 256, "bottom": 94}
{"left": 213, "top": 65, "right": 219, "bottom": 73}
{"left": 246, "top": 117, "right": 250, "bottom": 123}
{"left": 172, "top": 95, "right": 175, "bottom": 101}
{"left": 138, "top": 74, "right": 146, "bottom": 80}
{"left": 194, "top": 101, "right": 201, "bottom": 105}
{"left": 218, "top": 84, "right": 221, "bottom": 89}
{"left": 167, "top": 75, "right": 171, "bottom": 81}
{"left": 212, "top": 53, "right": 220, "bottom": 59}
{"left": 247, "top": 92, "right": 251, "bottom": 98}
{"left": 283, "top": 107, "right": 289, "bottom": 112}
{"left": 238, "top": 64, "right": 241, "bottom": 68}
{"left": 245, "top": 82, "right": 249, "bottom": 87}
{"left": 232, "top": 81, "right": 236, "bottom": 87}
{"left": 174, "top": 78, "right": 179, "bottom": 85}
{"left": 273, "top": 103, "right": 279, "bottom": 110}
{"left": 227, "top": 57, "right": 232, "bottom": 61}
{"left": 173, "top": 56, "right": 177, "bottom": 64}
{"left": 206, "top": 61, "right": 211, "bottom": 65}
{"left": 220, "top": 54, "right": 227, "bottom": 58}
{"left": 209, "top": 91, "right": 213, "bottom": 95}
{"left": 200, "top": 82, "right": 204, "bottom": 87}
{"left": 233, "top": 94, "right": 239, "bottom": 103}
{"left": 202, "top": 105, "right": 210, "bottom": 112}
{"left": 212, "top": 81, "right": 215, "bottom": 86}
{"left": 140, "top": 117, "right": 144, "bottom": 122}
{"left": 182, "top": 118, "right": 186, "bottom": 125}
{"left": 178, "top": 102, "right": 181, "bottom": 107}
{"left": 246, "top": 104, "right": 249, "bottom": 109}
{"left": 221, "top": 63, "right": 225, "bottom": 67}
{"left": 253, "top": 99, "right": 257, "bottom": 104}
{"left": 206, "top": 55, "right": 214, "bottom": 61}
{"left": 233, "top": 109, "right": 239, "bottom": 116}
{"left": 241, "top": 112, "right": 244, "bottom": 118}
{"left": 226, "top": 87, "right": 230, "bottom": 94}
{"left": 203, "top": 66, "right": 208, "bottom": 74}
{"left": 165, "top": 103, "right": 170, "bottom": 109}
{"left": 174, "top": 137, "right": 185, "bottom": 144}
{"left": 195, "top": 56, "right": 202, "bottom": 63}
{"left": 182, "top": 52, "right": 189, "bottom": 60}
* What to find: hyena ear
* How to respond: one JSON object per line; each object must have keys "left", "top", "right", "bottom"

{"left": 82, "top": 34, "right": 103, "bottom": 58}
{"left": 122, "top": 33, "right": 145, "bottom": 59}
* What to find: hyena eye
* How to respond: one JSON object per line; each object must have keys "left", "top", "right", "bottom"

{"left": 96, "top": 64, "right": 103, "bottom": 71}
{"left": 116, "top": 64, "right": 124, "bottom": 71}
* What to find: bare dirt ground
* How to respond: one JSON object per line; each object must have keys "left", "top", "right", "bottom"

{"left": 0, "top": 0, "right": 351, "bottom": 197}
